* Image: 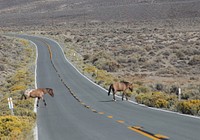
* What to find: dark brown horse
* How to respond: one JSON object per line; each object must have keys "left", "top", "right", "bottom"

{"left": 108, "top": 81, "right": 133, "bottom": 101}
{"left": 21, "top": 88, "right": 54, "bottom": 107}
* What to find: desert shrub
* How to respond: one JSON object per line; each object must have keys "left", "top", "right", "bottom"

{"left": 135, "top": 92, "right": 176, "bottom": 109}
{"left": 127, "top": 56, "right": 137, "bottom": 63}
{"left": 64, "top": 38, "right": 72, "bottom": 42}
{"left": 155, "top": 83, "right": 164, "bottom": 91}
{"left": 134, "top": 81, "right": 143, "bottom": 86}
{"left": 156, "top": 66, "right": 176, "bottom": 75}
{"left": 101, "top": 61, "right": 120, "bottom": 72}
{"left": 0, "top": 116, "right": 35, "bottom": 139}
{"left": 11, "top": 84, "right": 27, "bottom": 91}
{"left": 136, "top": 86, "right": 149, "bottom": 94}
{"left": 155, "top": 99, "right": 169, "bottom": 108}
{"left": 14, "top": 108, "right": 36, "bottom": 118}
{"left": 15, "top": 100, "right": 34, "bottom": 110}
{"left": 19, "top": 39, "right": 29, "bottom": 47}
{"left": 181, "top": 93, "right": 190, "bottom": 100}
{"left": 170, "top": 85, "right": 179, "bottom": 95}
{"left": 177, "top": 100, "right": 200, "bottom": 115}
{"left": 0, "top": 65, "right": 5, "bottom": 71}
{"left": 175, "top": 51, "right": 185, "bottom": 59}
{"left": 177, "top": 102, "right": 192, "bottom": 114}
{"left": 188, "top": 55, "right": 200, "bottom": 65}
{"left": 83, "top": 64, "right": 116, "bottom": 87}
{"left": 126, "top": 91, "right": 132, "bottom": 97}
{"left": 83, "top": 65, "right": 96, "bottom": 74}
{"left": 83, "top": 54, "right": 90, "bottom": 61}
{"left": 135, "top": 93, "right": 148, "bottom": 105}
{"left": 117, "top": 56, "right": 127, "bottom": 63}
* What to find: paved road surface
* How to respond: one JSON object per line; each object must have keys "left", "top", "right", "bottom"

{"left": 14, "top": 34, "right": 200, "bottom": 140}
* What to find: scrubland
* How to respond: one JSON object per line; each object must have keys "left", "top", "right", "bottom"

{"left": 1, "top": 19, "right": 200, "bottom": 139}
{"left": 0, "top": 35, "right": 36, "bottom": 139}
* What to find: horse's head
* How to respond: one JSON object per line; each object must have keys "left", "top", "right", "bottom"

{"left": 128, "top": 84, "right": 133, "bottom": 92}
{"left": 47, "top": 88, "right": 54, "bottom": 97}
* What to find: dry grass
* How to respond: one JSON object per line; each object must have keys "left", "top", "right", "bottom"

{"left": 0, "top": 35, "right": 36, "bottom": 139}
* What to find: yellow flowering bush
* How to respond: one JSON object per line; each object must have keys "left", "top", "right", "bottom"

{"left": 135, "top": 92, "right": 176, "bottom": 109}
{"left": 177, "top": 100, "right": 200, "bottom": 115}
{"left": 0, "top": 116, "right": 35, "bottom": 139}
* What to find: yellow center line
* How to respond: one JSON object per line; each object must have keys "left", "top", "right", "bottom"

{"left": 41, "top": 40, "right": 52, "bottom": 60}
{"left": 117, "top": 120, "right": 125, "bottom": 124}
{"left": 128, "top": 126, "right": 161, "bottom": 140}
{"left": 107, "top": 116, "right": 113, "bottom": 119}
{"left": 133, "top": 126, "right": 143, "bottom": 129}
{"left": 85, "top": 105, "right": 90, "bottom": 108}
{"left": 154, "top": 134, "right": 169, "bottom": 139}
{"left": 98, "top": 112, "right": 105, "bottom": 114}
{"left": 80, "top": 102, "right": 85, "bottom": 105}
{"left": 91, "top": 109, "right": 97, "bottom": 113}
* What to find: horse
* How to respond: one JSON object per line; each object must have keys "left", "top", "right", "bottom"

{"left": 108, "top": 81, "right": 133, "bottom": 101}
{"left": 21, "top": 88, "right": 54, "bottom": 107}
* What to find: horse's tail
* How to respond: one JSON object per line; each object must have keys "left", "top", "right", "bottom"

{"left": 108, "top": 84, "right": 113, "bottom": 96}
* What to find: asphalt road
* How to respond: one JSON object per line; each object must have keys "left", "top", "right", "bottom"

{"left": 15, "top": 34, "right": 200, "bottom": 140}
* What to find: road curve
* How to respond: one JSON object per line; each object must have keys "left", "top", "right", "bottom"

{"left": 13, "top": 34, "right": 200, "bottom": 140}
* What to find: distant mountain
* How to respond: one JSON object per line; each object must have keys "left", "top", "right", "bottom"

{"left": 1, "top": 0, "right": 200, "bottom": 27}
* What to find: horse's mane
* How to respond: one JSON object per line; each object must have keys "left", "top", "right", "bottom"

{"left": 46, "top": 88, "right": 53, "bottom": 92}
{"left": 120, "top": 81, "right": 130, "bottom": 85}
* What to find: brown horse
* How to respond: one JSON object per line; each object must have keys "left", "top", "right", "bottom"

{"left": 108, "top": 81, "right": 133, "bottom": 101}
{"left": 21, "top": 88, "right": 54, "bottom": 107}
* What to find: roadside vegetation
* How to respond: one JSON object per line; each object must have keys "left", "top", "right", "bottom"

{"left": 0, "top": 35, "right": 36, "bottom": 139}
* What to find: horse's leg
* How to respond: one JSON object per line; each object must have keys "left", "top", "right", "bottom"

{"left": 42, "top": 97, "right": 47, "bottom": 106}
{"left": 37, "top": 97, "right": 40, "bottom": 107}
{"left": 113, "top": 90, "right": 116, "bottom": 101}
{"left": 113, "top": 93, "right": 116, "bottom": 101}
{"left": 122, "top": 92, "right": 124, "bottom": 101}
{"left": 125, "top": 93, "right": 128, "bottom": 101}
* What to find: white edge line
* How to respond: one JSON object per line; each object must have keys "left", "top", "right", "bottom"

{"left": 28, "top": 40, "right": 38, "bottom": 140}
{"left": 25, "top": 34, "right": 200, "bottom": 121}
